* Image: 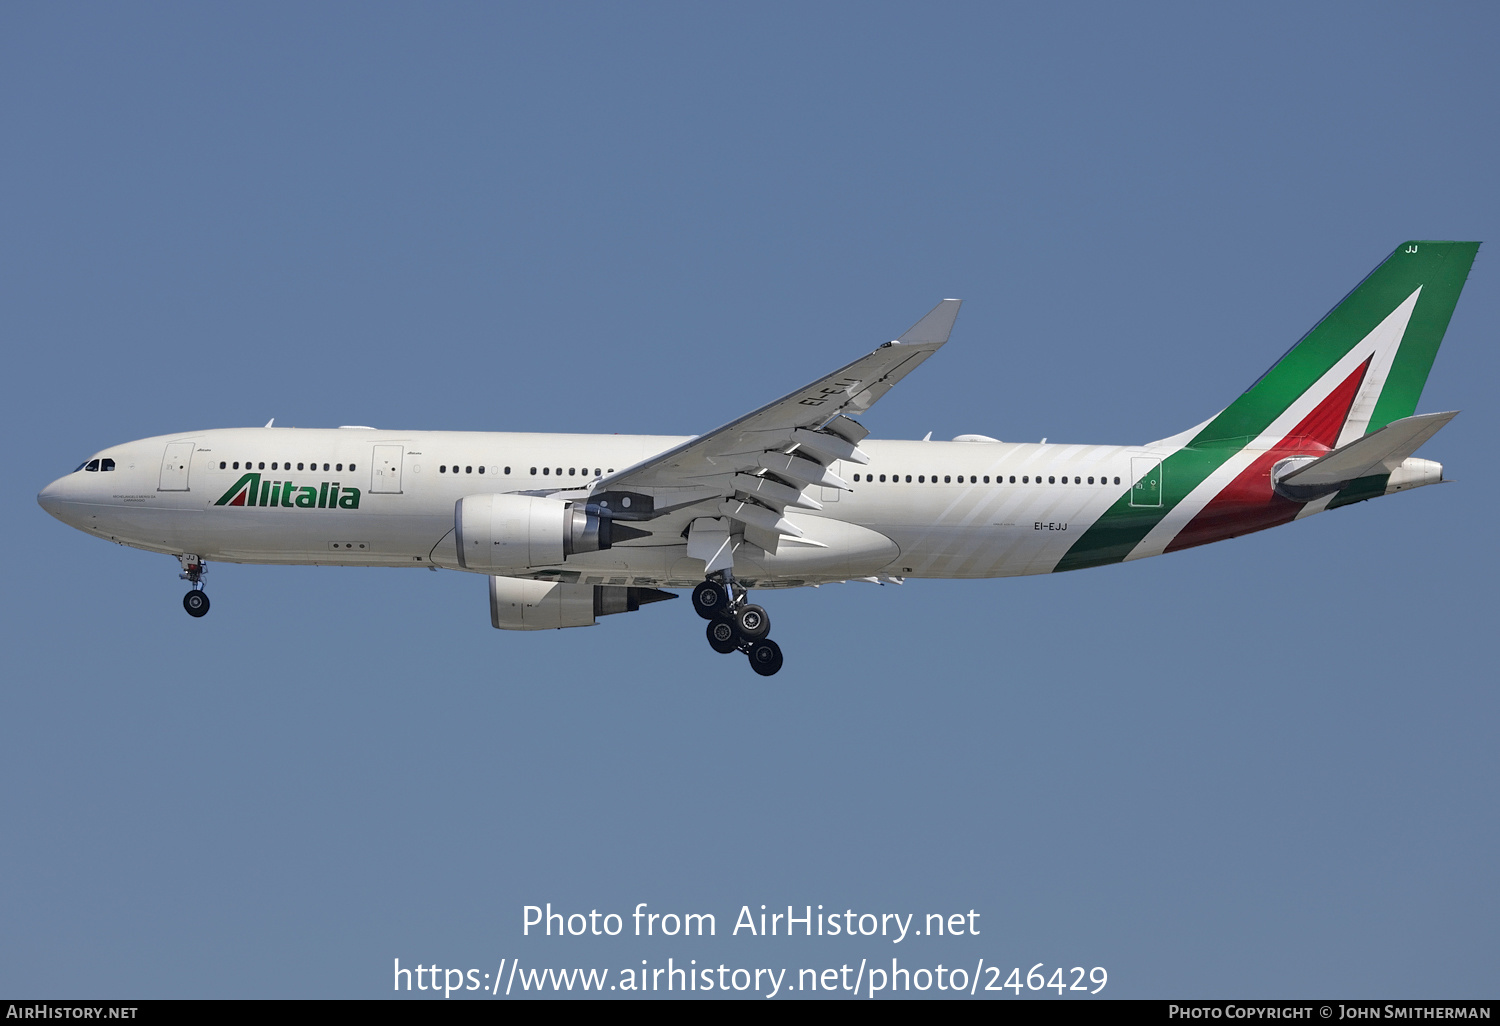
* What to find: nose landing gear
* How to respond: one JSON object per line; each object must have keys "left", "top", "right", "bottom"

{"left": 178, "top": 555, "right": 210, "bottom": 618}
{"left": 694, "top": 571, "right": 783, "bottom": 675}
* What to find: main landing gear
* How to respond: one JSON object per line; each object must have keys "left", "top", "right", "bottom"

{"left": 178, "top": 555, "right": 210, "bottom": 618}
{"left": 693, "top": 573, "right": 784, "bottom": 676}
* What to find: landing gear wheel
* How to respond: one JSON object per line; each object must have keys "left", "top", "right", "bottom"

{"left": 692, "top": 580, "right": 729, "bottom": 620}
{"left": 706, "top": 619, "right": 740, "bottom": 654}
{"left": 734, "top": 603, "right": 770, "bottom": 641}
{"left": 746, "top": 638, "right": 783, "bottom": 676}
{"left": 183, "top": 591, "right": 210, "bottom": 618}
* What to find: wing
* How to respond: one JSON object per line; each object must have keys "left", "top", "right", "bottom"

{"left": 586, "top": 299, "right": 961, "bottom": 554}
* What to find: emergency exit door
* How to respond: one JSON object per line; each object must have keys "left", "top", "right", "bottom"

{"left": 1129, "top": 456, "right": 1163, "bottom": 507}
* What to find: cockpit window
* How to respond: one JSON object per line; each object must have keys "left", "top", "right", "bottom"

{"left": 100, "top": 458, "right": 116, "bottom": 471}
{"left": 74, "top": 462, "right": 87, "bottom": 472}
{"left": 85, "top": 459, "right": 100, "bottom": 472}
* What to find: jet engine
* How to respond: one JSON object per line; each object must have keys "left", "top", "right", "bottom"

{"left": 455, "top": 493, "right": 611, "bottom": 574}
{"left": 489, "top": 576, "right": 676, "bottom": 630}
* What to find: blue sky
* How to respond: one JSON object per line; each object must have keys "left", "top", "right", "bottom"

{"left": 2, "top": 2, "right": 1496, "bottom": 999}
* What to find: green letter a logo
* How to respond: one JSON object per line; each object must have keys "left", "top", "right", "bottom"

{"left": 216, "top": 472, "right": 261, "bottom": 506}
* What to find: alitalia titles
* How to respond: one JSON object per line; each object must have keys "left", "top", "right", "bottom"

{"left": 214, "top": 472, "right": 361, "bottom": 510}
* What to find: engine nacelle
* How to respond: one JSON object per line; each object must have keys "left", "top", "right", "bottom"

{"left": 455, "top": 493, "right": 608, "bottom": 574}
{"left": 489, "top": 576, "right": 677, "bottom": 630}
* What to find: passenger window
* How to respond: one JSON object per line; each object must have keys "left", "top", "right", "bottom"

{"left": 944, "top": 475, "right": 951, "bottom": 483}
{"left": 85, "top": 460, "right": 99, "bottom": 472}
{"left": 259, "top": 462, "right": 265, "bottom": 470}
{"left": 1022, "top": 475, "right": 1029, "bottom": 483}
{"left": 466, "top": 466, "right": 473, "bottom": 474}
{"left": 1088, "top": 476, "right": 1094, "bottom": 484}
{"left": 555, "top": 468, "right": 562, "bottom": 476}
{"left": 1048, "top": 476, "right": 1055, "bottom": 484}
{"left": 220, "top": 461, "right": 227, "bottom": 469}
{"left": 1074, "top": 476, "right": 1080, "bottom": 484}
{"left": 440, "top": 466, "right": 446, "bottom": 473}
{"left": 1009, "top": 475, "right": 1016, "bottom": 483}
{"left": 531, "top": 468, "right": 538, "bottom": 475}
{"left": 272, "top": 463, "right": 279, "bottom": 470}
{"left": 505, "top": 467, "right": 511, "bottom": 475}
{"left": 478, "top": 466, "right": 485, "bottom": 474}
{"left": 323, "top": 463, "right": 329, "bottom": 471}
{"left": 918, "top": 475, "right": 925, "bottom": 483}
{"left": 983, "top": 476, "right": 990, "bottom": 483}
{"left": 349, "top": 464, "right": 356, "bottom": 471}
{"left": 542, "top": 467, "right": 549, "bottom": 475}
{"left": 1113, "top": 476, "right": 1120, "bottom": 485}
{"left": 233, "top": 462, "right": 240, "bottom": 469}
{"left": 569, "top": 468, "right": 576, "bottom": 476}
{"left": 336, "top": 464, "right": 343, "bottom": 471}
{"left": 594, "top": 468, "right": 601, "bottom": 476}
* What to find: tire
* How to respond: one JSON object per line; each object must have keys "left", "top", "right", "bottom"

{"left": 691, "top": 581, "right": 728, "bottom": 620}
{"left": 734, "top": 603, "right": 770, "bottom": 641}
{"left": 706, "top": 619, "right": 739, "bottom": 654}
{"left": 183, "top": 590, "right": 210, "bottom": 618}
{"left": 747, "top": 638, "right": 783, "bottom": 676}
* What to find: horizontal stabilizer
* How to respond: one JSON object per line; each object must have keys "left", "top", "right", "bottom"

{"left": 1275, "top": 411, "right": 1456, "bottom": 499}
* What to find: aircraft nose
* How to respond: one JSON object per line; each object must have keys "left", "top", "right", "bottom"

{"left": 37, "top": 477, "right": 71, "bottom": 520}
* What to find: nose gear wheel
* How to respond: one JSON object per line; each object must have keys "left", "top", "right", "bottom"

{"left": 177, "top": 555, "right": 210, "bottom": 618}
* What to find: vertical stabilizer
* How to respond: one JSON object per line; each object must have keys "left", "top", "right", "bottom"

{"left": 1193, "top": 240, "right": 1478, "bottom": 446}
{"left": 1057, "top": 241, "right": 1478, "bottom": 571}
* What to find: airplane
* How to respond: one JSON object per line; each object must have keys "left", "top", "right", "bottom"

{"left": 37, "top": 241, "right": 1479, "bottom": 676}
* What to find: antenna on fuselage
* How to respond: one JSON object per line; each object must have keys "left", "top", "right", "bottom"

{"left": 264, "top": 418, "right": 275, "bottom": 428}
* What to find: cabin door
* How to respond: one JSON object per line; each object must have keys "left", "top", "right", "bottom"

{"left": 1129, "top": 456, "right": 1163, "bottom": 507}
{"left": 158, "top": 441, "right": 195, "bottom": 491}
{"left": 371, "top": 445, "right": 404, "bottom": 494}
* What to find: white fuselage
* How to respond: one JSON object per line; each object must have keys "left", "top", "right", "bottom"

{"left": 38, "top": 426, "right": 1153, "bottom": 587}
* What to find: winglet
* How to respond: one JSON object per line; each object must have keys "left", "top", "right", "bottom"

{"left": 896, "top": 299, "right": 962, "bottom": 345}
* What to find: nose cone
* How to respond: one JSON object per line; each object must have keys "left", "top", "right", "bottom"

{"left": 38, "top": 478, "right": 65, "bottom": 517}
{"left": 38, "top": 475, "right": 81, "bottom": 524}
